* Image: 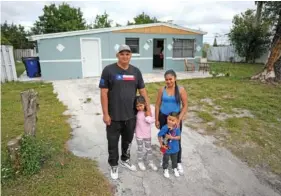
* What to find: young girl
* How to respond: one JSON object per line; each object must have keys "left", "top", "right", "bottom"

{"left": 135, "top": 96, "right": 158, "bottom": 171}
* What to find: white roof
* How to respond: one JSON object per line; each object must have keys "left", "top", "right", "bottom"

{"left": 27, "top": 23, "right": 207, "bottom": 41}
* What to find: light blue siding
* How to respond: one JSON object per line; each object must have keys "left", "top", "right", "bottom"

{"left": 102, "top": 58, "right": 153, "bottom": 73}
{"left": 38, "top": 33, "right": 111, "bottom": 60}
{"left": 40, "top": 62, "right": 82, "bottom": 80}
{"left": 110, "top": 32, "right": 203, "bottom": 59}
{"left": 37, "top": 31, "right": 204, "bottom": 80}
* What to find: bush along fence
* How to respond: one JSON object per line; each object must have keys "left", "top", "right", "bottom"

{"left": 2, "top": 89, "right": 46, "bottom": 181}
{"left": 1, "top": 45, "right": 17, "bottom": 83}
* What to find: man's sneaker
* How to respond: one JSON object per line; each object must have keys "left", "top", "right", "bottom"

{"left": 148, "top": 162, "right": 158, "bottom": 171}
{"left": 174, "top": 168, "right": 180, "bottom": 177}
{"left": 164, "top": 169, "right": 170, "bottom": 178}
{"left": 177, "top": 163, "right": 184, "bottom": 174}
{"left": 110, "top": 166, "right": 118, "bottom": 180}
{"left": 138, "top": 162, "right": 146, "bottom": 171}
{"left": 120, "top": 159, "right": 137, "bottom": 171}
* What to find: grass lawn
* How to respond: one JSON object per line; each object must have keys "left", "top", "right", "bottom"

{"left": 1, "top": 82, "right": 112, "bottom": 195}
{"left": 15, "top": 62, "right": 26, "bottom": 77}
{"left": 146, "top": 62, "right": 281, "bottom": 175}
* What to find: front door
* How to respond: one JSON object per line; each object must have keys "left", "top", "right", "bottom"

{"left": 81, "top": 38, "right": 101, "bottom": 77}
{"left": 153, "top": 39, "right": 165, "bottom": 69}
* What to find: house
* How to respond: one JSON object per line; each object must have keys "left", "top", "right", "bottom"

{"left": 28, "top": 23, "right": 207, "bottom": 80}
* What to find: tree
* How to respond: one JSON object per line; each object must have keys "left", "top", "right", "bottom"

{"left": 88, "top": 11, "right": 112, "bottom": 29}
{"left": 254, "top": 1, "right": 264, "bottom": 28}
{"left": 228, "top": 9, "right": 271, "bottom": 63}
{"left": 127, "top": 21, "right": 135, "bottom": 26}
{"left": 1, "top": 21, "right": 33, "bottom": 49}
{"left": 202, "top": 43, "right": 210, "bottom": 58}
{"left": 1, "top": 35, "right": 11, "bottom": 45}
{"left": 213, "top": 37, "right": 218, "bottom": 47}
{"left": 128, "top": 12, "right": 159, "bottom": 25}
{"left": 31, "top": 2, "right": 86, "bottom": 34}
{"left": 115, "top": 23, "right": 122, "bottom": 27}
{"left": 252, "top": 1, "right": 281, "bottom": 81}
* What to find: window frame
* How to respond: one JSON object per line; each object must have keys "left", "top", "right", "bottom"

{"left": 125, "top": 38, "right": 140, "bottom": 54}
{"left": 172, "top": 38, "right": 195, "bottom": 58}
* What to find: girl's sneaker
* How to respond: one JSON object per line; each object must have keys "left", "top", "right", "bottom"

{"left": 174, "top": 168, "right": 180, "bottom": 177}
{"left": 177, "top": 163, "right": 184, "bottom": 174}
{"left": 120, "top": 159, "right": 137, "bottom": 171}
{"left": 148, "top": 162, "right": 158, "bottom": 171}
{"left": 138, "top": 162, "right": 146, "bottom": 171}
{"left": 164, "top": 169, "right": 170, "bottom": 178}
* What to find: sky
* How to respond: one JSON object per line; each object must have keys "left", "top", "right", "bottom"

{"left": 1, "top": 0, "right": 256, "bottom": 44}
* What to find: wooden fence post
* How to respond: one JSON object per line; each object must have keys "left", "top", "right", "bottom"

{"left": 20, "top": 89, "right": 39, "bottom": 136}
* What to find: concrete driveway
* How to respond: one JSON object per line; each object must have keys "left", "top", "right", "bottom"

{"left": 52, "top": 72, "right": 278, "bottom": 196}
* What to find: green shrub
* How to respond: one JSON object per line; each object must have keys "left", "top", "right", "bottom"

{"left": 19, "top": 135, "right": 45, "bottom": 176}
{"left": 1, "top": 157, "right": 15, "bottom": 182}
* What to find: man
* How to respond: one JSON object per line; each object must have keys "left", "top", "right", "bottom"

{"left": 99, "top": 44, "right": 151, "bottom": 180}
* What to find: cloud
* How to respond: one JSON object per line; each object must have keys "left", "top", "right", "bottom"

{"left": 1, "top": 1, "right": 46, "bottom": 23}
{"left": 1, "top": 1, "right": 256, "bottom": 44}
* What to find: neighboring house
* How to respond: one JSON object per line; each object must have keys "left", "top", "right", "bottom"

{"left": 28, "top": 23, "right": 207, "bottom": 80}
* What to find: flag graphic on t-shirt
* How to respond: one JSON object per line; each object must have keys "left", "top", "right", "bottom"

{"left": 116, "top": 74, "right": 135, "bottom": 81}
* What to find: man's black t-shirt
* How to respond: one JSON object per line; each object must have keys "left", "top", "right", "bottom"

{"left": 99, "top": 63, "right": 145, "bottom": 121}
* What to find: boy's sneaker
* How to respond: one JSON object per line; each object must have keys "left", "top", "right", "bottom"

{"left": 138, "top": 162, "right": 146, "bottom": 171}
{"left": 177, "top": 163, "right": 184, "bottom": 174}
{"left": 110, "top": 166, "right": 118, "bottom": 180}
{"left": 174, "top": 168, "right": 180, "bottom": 177}
{"left": 160, "top": 159, "right": 163, "bottom": 167}
{"left": 120, "top": 159, "right": 137, "bottom": 171}
{"left": 148, "top": 162, "right": 158, "bottom": 171}
{"left": 164, "top": 169, "right": 170, "bottom": 178}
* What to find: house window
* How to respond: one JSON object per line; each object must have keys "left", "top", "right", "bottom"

{"left": 125, "top": 38, "right": 139, "bottom": 54}
{"left": 173, "top": 39, "right": 195, "bottom": 58}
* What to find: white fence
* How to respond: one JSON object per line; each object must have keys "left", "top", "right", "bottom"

{"left": 1, "top": 45, "right": 17, "bottom": 83}
{"left": 207, "top": 45, "right": 269, "bottom": 64}
{"left": 14, "top": 49, "right": 36, "bottom": 61}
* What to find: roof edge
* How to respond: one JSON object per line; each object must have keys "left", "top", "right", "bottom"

{"left": 27, "top": 23, "right": 207, "bottom": 41}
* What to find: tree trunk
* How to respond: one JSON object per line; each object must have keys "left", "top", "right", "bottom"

{"left": 274, "top": 55, "right": 281, "bottom": 81}
{"left": 267, "top": 26, "right": 281, "bottom": 72}
{"left": 245, "top": 55, "right": 249, "bottom": 63}
{"left": 254, "top": 2, "right": 263, "bottom": 28}
{"left": 252, "top": 8, "right": 281, "bottom": 82}
{"left": 20, "top": 89, "right": 39, "bottom": 136}
{"left": 7, "top": 135, "right": 22, "bottom": 172}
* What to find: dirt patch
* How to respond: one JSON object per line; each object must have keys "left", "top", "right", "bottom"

{"left": 185, "top": 111, "right": 204, "bottom": 124}
{"left": 222, "top": 95, "right": 236, "bottom": 100}
{"left": 186, "top": 101, "right": 254, "bottom": 135}
{"left": 211, "top": 107, "right": 254, "bottom": 121}
{"left": 200, "top": 98, "right": 214, "bottom": 106}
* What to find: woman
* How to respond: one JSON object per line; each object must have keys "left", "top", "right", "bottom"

{"left": 155, "top": 69, "right": 188, "bottom": 174}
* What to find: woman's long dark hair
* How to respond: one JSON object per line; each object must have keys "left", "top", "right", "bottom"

{"left": 164, "top": 69, "right": 181, "bottom": 105}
